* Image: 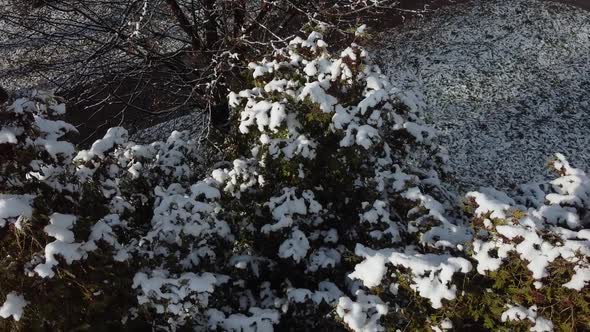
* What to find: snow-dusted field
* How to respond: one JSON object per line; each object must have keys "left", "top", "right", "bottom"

{"left": 4, "top": 0, "right": 589, "bottom": 193}
{"left": 376, "top": 0, "right": 590, "bottom": 192}
{"left": 130, "top": 112, "right": 207, "bottom": 144}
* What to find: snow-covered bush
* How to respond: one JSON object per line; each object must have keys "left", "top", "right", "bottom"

{"left": 0, "top": 90, "right": 206, "bottom": 330}
{"left": 1, "top": 31, "right": 588, "bottom": 331}
{"left": 213, "top": 30, "right": 475, "bottom": 331}
{"left": 101, "top": 30, "right": 456, "bottom": 330}
{"left": 450, "top": 154, "right": 590, "bottom": 331}
{"left": 0, "top": 91, "right": 132, "bottom": 330}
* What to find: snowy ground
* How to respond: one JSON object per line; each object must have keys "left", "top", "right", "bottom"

{"left": 130, "top": 112, "right": 206, "bottom": 144}
{"left": 5, "top": 0, "right": 589, "bottom": 193}
{"left": 375, "top": 0, "right": 590, "bottom": 192}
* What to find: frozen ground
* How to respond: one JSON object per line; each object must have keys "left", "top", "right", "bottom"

{"left": 375, "top": 0, "right": 590, "bottom": 192}
{"left": 130, "top": 112, "right": 206, "bottom": 144}
{"left": 4, "top": 0, "right": 588, "bottom": 194}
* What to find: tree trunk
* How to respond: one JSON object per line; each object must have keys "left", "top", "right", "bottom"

{"left": 0, "top": 86, "right": 8, "bottom": 104}
{"left": 203, "top": 0, "right": 219, "bottom": 50}
{"left": 165, "top": 0, "right": 202, "bottom": 51}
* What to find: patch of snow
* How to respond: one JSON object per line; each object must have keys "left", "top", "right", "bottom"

{"left": 501, "top": 304, "right": 554, "bottom": 332}
{"left": 132, "top": 269, "right": 227, "bottom": 318}
{"left": 207, "top": 307, "right": 280, "bottom": 332}
{"left": 278, "top": 229, "right": 310, "bottom": 262}
{"left": 0, "top": 292, "right": 27, "bottom": 321}
{"left": 75, "top": 127, "right": 128, "bottom": 161}
{"left": 34, "top": 213, "right": 85, "bottom": 278}
{"left": 466, "top": 187, "right": 516, "bottom": 219}
{"left": 432, "top": 318, "right": 453, "bottom": 332}
{"left": 0, "top": 195, "right": 34, "bottom": 227}
{"left": 563, "top": 266, "right": 590, "bottom": 290}
{"left": 351, "top": 244, "right": 472, "bottom": 309}
{"left": 0, "top": 127, "right": 18, "bottom": 144}
{"left": 336, "top": 291, "right": 388, "bottom": 332}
